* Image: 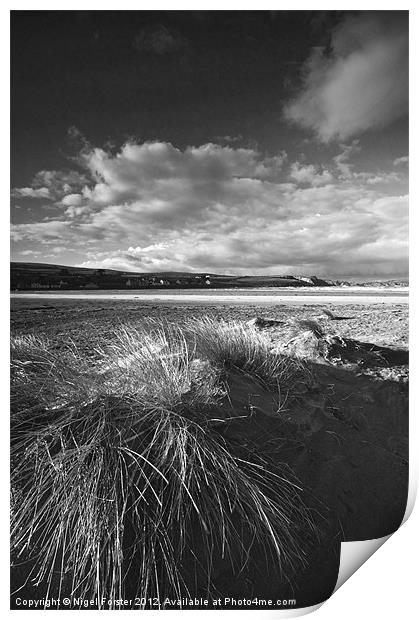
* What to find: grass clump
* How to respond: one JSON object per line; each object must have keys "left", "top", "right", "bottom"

{"left": 184, "top": 317, "right": 304, "bottom": 387}
{"left": 11, "top": 318, "right": 314, "bottom": 608}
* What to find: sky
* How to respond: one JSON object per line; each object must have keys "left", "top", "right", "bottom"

{"left": 10, "top": 10, "right": 408, "bottom": 278}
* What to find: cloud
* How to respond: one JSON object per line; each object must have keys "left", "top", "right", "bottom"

{"left": 75, "top": 190, "right": 408, "bottom": 276}
{"left": 332, "top": 141, "right": 361, "bottom": 177}
{"left": 61, "top": 193, "right": 83, "bottom": 207}
{"left": 394, "top": 155, "right": 409, "bottom": 166}
{"left": 11, "top": 220, "right": 71, "bottom": 243}
{"left": 70, "top": 141, "right": 287, "bottom": 214}
{"left": 284, "top": 13, "right": 408, "bottom": 141}
{"left": 214, "top": 134, "right": 244, "bottom": 145}
{"left": 289, "top": 163, "right": 334, "bottom": 186}
{"left": 79, "top": 243, "right": 190, "bottom": 273}
{"left": 82, "top": 141, "right": 285, "bottom": 185}
{"left": 64, "top": 205, "right": 92, "bottom": 219}
{"left": 19, "top": 249, "right": 40, "bottom": 257}
{"left": 11, "top": 139, "right": 408, "bottom": 277}
{"left": 12, "top": 186, "right": 51, "bottom": 199}
{"left": 13, "top": 169, "right": 91, "bottom": 202}
{"left": 133, "top": 24, "right": 187, "bottom": 55}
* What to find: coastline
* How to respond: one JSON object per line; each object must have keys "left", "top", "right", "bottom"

{"left": 10, "top": 287, "right": 409, "bottom": 305}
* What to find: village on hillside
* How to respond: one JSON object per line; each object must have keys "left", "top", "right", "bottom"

{"left": 10, "top": 263, "right": 335, "bottom": 291}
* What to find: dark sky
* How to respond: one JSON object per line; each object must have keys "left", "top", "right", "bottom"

{"left": 11, "top": 11, "right": 409, "bottom": 277}
{"left": 11, "top": 11, "right": 336, "bottom": 182}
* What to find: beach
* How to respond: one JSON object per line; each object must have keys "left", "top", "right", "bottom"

{"left": 10, "top": 286, "right": 409, "bottom": 305}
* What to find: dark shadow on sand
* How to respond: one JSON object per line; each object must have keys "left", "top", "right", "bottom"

{"left": 328, "top": 338, "right": 409, "bottom": 367}
{"left": 10, "top": 358, "right": 408, "bottom": 610}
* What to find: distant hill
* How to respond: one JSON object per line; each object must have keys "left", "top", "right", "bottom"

{"left": 334, "top": 278, "right": 409, "bottom": 288}
{"left": 10, "top": 262, "right": 334, "bottom": 291}
{"left": 354, "top": 279, "right": 408, "bottom": 287}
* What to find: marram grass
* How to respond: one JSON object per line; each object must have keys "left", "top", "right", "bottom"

{"left": 11, "top": 318, "right": 315, "bottom": 608}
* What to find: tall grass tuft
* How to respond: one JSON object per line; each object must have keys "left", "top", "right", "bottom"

{"left": 183, "top": 317, "right": 304, "bottom": 387}
{"left": 11, "top": 319, "right": 314, "bottom": 608}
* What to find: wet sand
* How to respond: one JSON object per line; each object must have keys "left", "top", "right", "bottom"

{"left": 10, "top": 287, "right": 408, "bottom": 305}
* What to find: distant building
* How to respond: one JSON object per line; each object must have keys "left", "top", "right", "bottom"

{"left": 31, "top": 282, "right": 50, "bottom": 289}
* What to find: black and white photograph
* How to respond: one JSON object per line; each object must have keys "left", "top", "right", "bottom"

{"left": 10, "top": 9, "right": 409, "bottom": 611}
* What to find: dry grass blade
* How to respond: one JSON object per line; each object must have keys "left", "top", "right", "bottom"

{"left": 11, "top": 318, "right": 315, "bottom": 608}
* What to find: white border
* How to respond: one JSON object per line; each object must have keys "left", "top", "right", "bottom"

{"left": 3, "top": 3, "right": 417, "bottom": 619}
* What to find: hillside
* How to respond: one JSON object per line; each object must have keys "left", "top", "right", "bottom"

{"left": 10, "top": 262, "right": 334, "bottom": 291}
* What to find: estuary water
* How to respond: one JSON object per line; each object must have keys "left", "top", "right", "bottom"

{"left": 10, "top": 286, "right": 408, "bottom": 305}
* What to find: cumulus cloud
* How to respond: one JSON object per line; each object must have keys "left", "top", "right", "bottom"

{"left": 11, "top": 138, "right": 408, "bottom": 277}
{"left": 13, "top": 169, "right": 91, "bottom": 202}
{"left": 12, "top": 186, "right": 51, "bottom": 199}
{"left": 82, "top": 141, "right": 285, "bottom": 186}
{"left": 75, "top": 189, "right": 408, "bottom": 276}
{"left": 11, "top": 220, "right": 71, "bottom": 243}
{"left": 289, "top": 163, "right": 334, "bottom": 186}
{"left": 61, "top": 193, "right": 83, "bottom": 207}
{"left": 80, "top": 243, "right": 190, "bottom": 273}
{"left": 284, "top": 13, "right": 408, "bottom": 141}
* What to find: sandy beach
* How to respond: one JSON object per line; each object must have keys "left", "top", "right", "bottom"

{"left": 10, "top": 287, "right": 409, "bottom": 305}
